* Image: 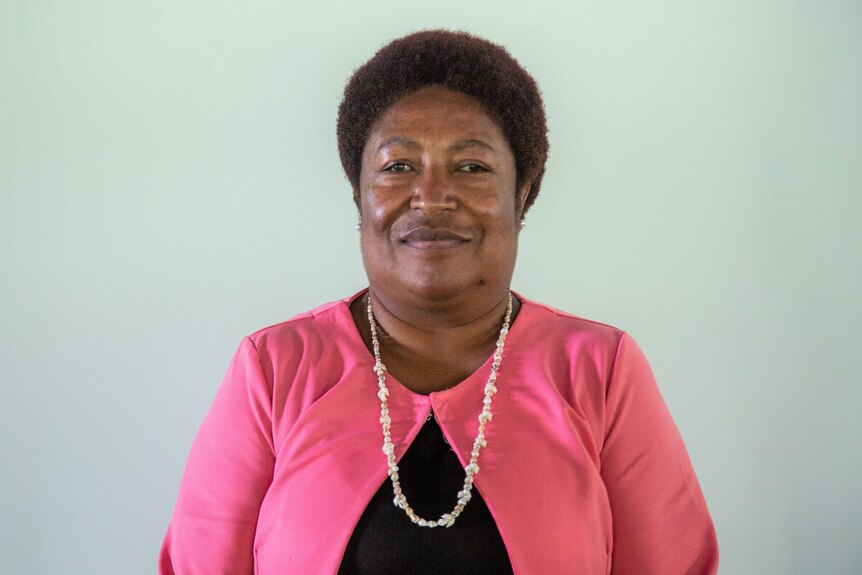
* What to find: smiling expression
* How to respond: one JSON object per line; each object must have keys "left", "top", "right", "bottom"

{"left": 358, "top": 86, "right": 529, "bottom": 306}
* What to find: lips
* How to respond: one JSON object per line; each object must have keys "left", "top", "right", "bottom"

{"left": 399, "top": 226, "right": 471, "bottom": 249}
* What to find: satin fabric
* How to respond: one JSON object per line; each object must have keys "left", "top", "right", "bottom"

{"left": 160, "top": 291, "right": 719, "bottom": 574}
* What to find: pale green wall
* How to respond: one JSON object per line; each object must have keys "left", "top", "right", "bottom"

{"left": 1, "top": 1, "right": 859, "bottom": 573}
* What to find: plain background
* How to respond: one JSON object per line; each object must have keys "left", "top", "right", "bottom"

{"left": 1, "top": 1, "right": 859, "bottom": 573}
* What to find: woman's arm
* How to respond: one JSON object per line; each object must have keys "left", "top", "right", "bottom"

{"left": 159, "top": 337, "right": 275, "bottom": 575}
{"left": 600, "top": 333, "right": 719, "bottom": 574}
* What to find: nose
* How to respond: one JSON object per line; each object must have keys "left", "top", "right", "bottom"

{"left": 410, "top": 166, "right": 457, "bottom": 215}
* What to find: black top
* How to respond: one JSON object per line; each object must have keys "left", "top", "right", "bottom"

{"left": 338, "top": 413, "right": 514, "bottom": 575}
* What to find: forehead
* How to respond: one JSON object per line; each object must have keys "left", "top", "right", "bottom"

{"left": 366, "top": 86, "right": 509, "bottom": 149}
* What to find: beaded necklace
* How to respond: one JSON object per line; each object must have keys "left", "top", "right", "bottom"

{"left": 366, "top": 292, "right": 513, "bottom": 528}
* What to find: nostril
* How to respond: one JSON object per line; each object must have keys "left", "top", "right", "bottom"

{"left": 410, "top": 181, "right": 458, "bottom": 213}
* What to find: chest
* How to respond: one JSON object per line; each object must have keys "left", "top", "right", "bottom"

{"left": 254, "top": 358, "right": 613, "bottom": 574}
{"left": 382, "top": 352, "right": 491, "bottom": 394}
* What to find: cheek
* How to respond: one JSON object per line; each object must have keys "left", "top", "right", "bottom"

{"left": 478, "top": 196, "right": 519, "bottom": 230}
{"left": 359, "top": 191, "right": 382, "bottom": 226}
{"left": 359, "top": 229, "right": 390, "bottom": 271}
{"left": 363, "top": 191, "right": 411, "bottom": 236}
{"left": 368, "top": 202, "right": 393, "bottom": 229}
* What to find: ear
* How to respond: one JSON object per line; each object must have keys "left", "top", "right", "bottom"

{"left": 352, "top": 187, "right": 361, "bottom": 211}
{"left": 516, "top": 182, "right": 531, "bottom": 220}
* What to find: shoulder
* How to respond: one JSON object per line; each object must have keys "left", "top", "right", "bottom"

{"left": 513, "top": 294, "right": 654, "bottom": 390}
{"left": 513, "top": 295, "right": 657, "bottom": 431}
{"left": 515, "top": 293, "right": 627, "bottom": 353}
{"left": 221, "top": 292, "right": 368, "bottom": 416}
{"left": 241, "top": 291, "right": 365, "bottom": 365}
{"left": 249, "top": 291, "right": 362, "bottom": 344}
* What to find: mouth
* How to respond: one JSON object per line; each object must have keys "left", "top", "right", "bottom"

{"left": 399, "top": 227, "right": 471, "bottom": 250}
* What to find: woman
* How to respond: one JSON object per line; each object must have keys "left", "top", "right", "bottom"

{"left": 160, "top": 31, "right": 719, "bottom": 574}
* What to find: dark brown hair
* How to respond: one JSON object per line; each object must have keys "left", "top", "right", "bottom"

{"left": 337, "top": 30, "right": 549, "bottom": 213}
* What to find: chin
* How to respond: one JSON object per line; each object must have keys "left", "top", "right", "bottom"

{"left": 403, "top": 274, "right": 496, "bottom": 304}
{"left": 404, "top": 281, "right": 466, "bottom": 303}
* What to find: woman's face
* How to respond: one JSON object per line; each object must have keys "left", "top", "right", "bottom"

{"left": 358, "top": 86, "right": 529, "bottom": 307}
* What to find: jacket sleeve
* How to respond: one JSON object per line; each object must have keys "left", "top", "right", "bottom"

{"left": 600, "top": 333, "right": 719, "bottom": 574}
{"left": 159, "top": 337, "right": 275, "bottom": 575}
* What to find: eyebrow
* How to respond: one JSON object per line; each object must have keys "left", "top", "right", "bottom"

{"left": 375, "top": 137, "right": 497, "bottom": 154}
{"left": 376, "top": 137, "right": 421, "bottom": 153}
{"left": 449, "top": 139, "right": 496, "bottom": 153}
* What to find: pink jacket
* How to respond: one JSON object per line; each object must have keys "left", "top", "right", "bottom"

{"left": 160, "top": 292, "right": 718, "bottom": 574}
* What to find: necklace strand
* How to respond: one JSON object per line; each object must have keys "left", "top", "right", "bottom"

{"left": 366, "top": 292, "right": 513, "bottom": 528}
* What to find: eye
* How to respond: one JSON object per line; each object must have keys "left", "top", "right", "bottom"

{"left": 384, "top": 162, "right": 412, "bottom": 173}
{"left": 458, "top": 163, "right": 488, "bottom": 173}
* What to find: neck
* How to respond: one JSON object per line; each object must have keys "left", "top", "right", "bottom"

{"left": 352, "top": 286, "right": 520, "bottom": 394}
{"left": 369, "top": 285, "right": 514, "bottom": 335}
